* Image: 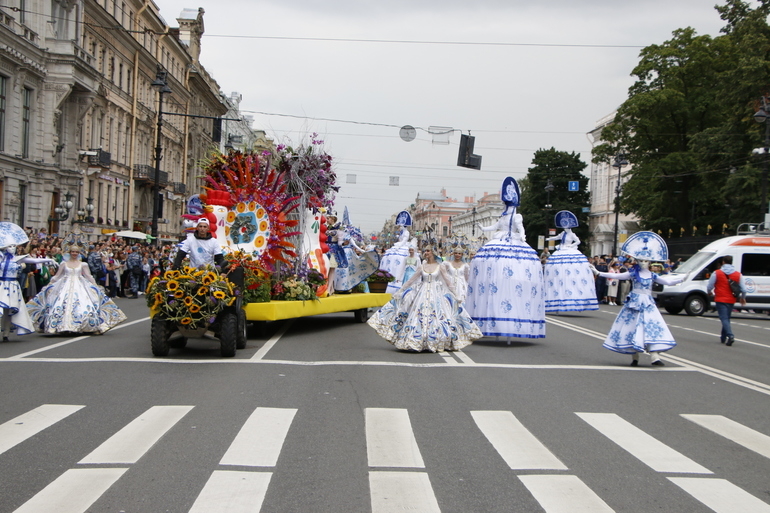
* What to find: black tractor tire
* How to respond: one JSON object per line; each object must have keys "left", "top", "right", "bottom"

{"left": 354, "top": 307, "right": 369, "bottom": 323}
{"left": 683, "top": 294, "right": 707, "bottom": 316}
{"left": 219, "top": 311, "right": 238, "bottom": 357}
{"left": 151, "top": 318, "right": 171, "bottom": 356}
{"left": 664, "top": 306, "right": 683, "bottom": 315}
{"left": 236, "top": 309, "right": 247, "bottom": 349}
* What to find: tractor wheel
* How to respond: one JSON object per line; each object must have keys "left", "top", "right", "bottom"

{"left": 236, "top": 309, "right": 248, "bottom": 349}
{"left": 151, "top": 318, "right": 171, "bottom": 356}
{"left": 219, "top": 311, "right": 238, "bottom": 357}
{"left": 354, "top": 307, "right": 369, "bottom": 323}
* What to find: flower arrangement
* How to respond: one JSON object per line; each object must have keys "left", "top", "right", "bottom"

{"left": 271, "top": 276, "right": 317, "bottom": 301}
{"left": 224, "top": 251, "right": 271, "bottom": 303}
{"left": 270, "top": 134, "right": 339, "bottom": 211}
{"left": 146, "top": 265, "right": 237, "bottom": 329}
{"left": 367, "top": 269, "right": 395, "bottom": 283}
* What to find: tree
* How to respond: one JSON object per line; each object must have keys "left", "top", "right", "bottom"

{"left": 519, "top": 148, "right": 590, "bottom": 250}
{"left": 593, "top": 1, "right": 770, "bottom": 234}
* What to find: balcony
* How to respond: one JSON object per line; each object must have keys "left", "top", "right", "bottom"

{"left": 173, "top": 182, "right": 186, "bottom": 194}
{"left": 133, "top": 164, "right": 168, "bottom": 185}
{"left": 87, "top": 149, "right": 111, "bottom": 169}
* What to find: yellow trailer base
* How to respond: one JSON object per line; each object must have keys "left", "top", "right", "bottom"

{"left": 244, "top": 292, "right": 391, "bottom": 322}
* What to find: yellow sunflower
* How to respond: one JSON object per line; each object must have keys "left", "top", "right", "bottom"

{"left": 227, "top": 297, "right": 236, "bottom": 306}
{"left": 166, "top": 280, "right": 179, "bottom": 291}
{"left": 174, "top": 289, "right": 185, "bottom": 299}
{"left": 197, "top": 286, "right": 209, "bottom": 296}
{"left": 154, "top": 292, "right": 163, "bottom": 304}
{"left": 163, "top": 270, "right": 175, "bottom": 280}
{"left": 184, "top": 296, "right": 194, "bottom": 307}
{"left": 189, "top": 304, "right": 201, "bottom": 313}
{"left": 213, "top": 290, "right": 226, "bottom": 299}
{"left": 180, "top": 317, "right": 193, "bottom": 325}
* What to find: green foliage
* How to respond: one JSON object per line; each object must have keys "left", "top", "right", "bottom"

{"left": 519, "top": 148, "right": 590, "bottom": 249}
{"left": 593, "top": 1, "right": 770, "bottom": 232}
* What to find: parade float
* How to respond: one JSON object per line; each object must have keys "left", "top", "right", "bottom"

{"left": 147, "top": 138, "right": 389, "bottom": 356}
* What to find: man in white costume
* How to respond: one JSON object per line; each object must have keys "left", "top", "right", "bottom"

{"left": 172, "top": 218, "right": 226, "bottom": 270}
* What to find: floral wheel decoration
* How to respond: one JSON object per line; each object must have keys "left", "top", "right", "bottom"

{"left": 146, "top": 266, "right": 236, "bottom": 328}
{"left": 201, "top": 151, "right": 301, "bottom": 270}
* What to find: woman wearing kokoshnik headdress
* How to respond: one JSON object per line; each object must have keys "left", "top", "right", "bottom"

{"left": 377, "top": 210, "right": 413, "bottom": 293}
{"left": 0, "top": 222, "right": 58, "bottom": 341}
{"left": 466, "top": 177, "right": 546, "bottom": 339}
{"left": 26, "top": 240, "right": 126, "bottom": 335}
{"left": 442, "top": 237, "right": 471, "bottom": 304}
{"left": 543, "top": 210, "right": 598, "bottom": 313}
{"left": 590, "top": 231, "right": 684, "bottom": 367}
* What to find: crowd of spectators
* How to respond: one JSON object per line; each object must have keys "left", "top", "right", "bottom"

{"left": 15, "top": 227, "right": 179, "bottom": 301}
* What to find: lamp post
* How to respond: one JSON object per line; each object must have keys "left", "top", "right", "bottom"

{"left": 753, "top": 96, "right": 770, "bottom": 218}
{"left": 49, "top": 191, "right": 74, "bottom": 224}
{"left": 612, "top": 153, "right": 629, "bottom": 257}
{"left": 544, "top": 180, "right": 554, "bottom": 210}
{"left": 472, "top": 207, "right": 476, "bottom": 236}
{"left": 72, "top": 197, "right": 95, "bottom": 224}
{"left": 151, "top": 66, "right": 172, "bottom": 246}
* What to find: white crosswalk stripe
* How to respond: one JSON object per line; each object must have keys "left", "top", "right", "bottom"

{"left": 3, "top": 404, "right": 770, "bottom": 512}
{"left": 576, "top": 412, "right": 712, "bottom": 474}
{"left": 0, "top": 404, "right": 84, "bottom": 457}
{"left": 682, "top": 414, "right": 770, "bottom": 460}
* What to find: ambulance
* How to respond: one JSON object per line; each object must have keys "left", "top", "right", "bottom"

{"left": 654, "top": 230, "right": 770, "bottom": 316}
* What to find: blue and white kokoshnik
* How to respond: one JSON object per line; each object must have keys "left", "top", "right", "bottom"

{"left": 622, "top": 231, "right": 668, "bottom": 262}
{"left": 554, "top": 210, "right": 578, "bottom": 229}
{"left": 0, "top": 222, "right": 29, "bottom": 248}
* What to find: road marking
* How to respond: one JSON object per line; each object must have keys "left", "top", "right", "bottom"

{"left": 669, "top": 477, "right": 770, "bottom": 513}
{"left": 220, "top": 407, "right": 297, "bottom": 467}
{"left": 664, "top": 353, "right": 770, "bottom": 395}
{"left": 518, "top": 475, "right": 615, "bottom": 512}
{"left": 366, "top": 408, "right": 424, "bottom": 468}
{"left": 251, "top": 319, "right": 294, "bottom": 361}
{"left": 668, "top": 322, "right": 769, "bottom": 350}
{"left": 471, "top": 410, "right": 567, "bottom": 470}
{"left": 13, "top": 468, "right": 127, "bottom": 513}
{"left": 78, "top": 405, "right": 193, "bottom": 464}
{"left": 0, "top": 404, "right": 85, "bottom": 457}
{"left": 369, "top": 472, "right": 441, "bottom": 513}
{"left": 576, "top": 412, "right": 711, "bottom": 474}
{"left": 7, "top": 317, "right": 151, "bottom": 359}
{"left": 188, "top": 471, "right": 272, "bottom": 513}
{"left": 682, "top": 414, "right": 770, "bottom": 460}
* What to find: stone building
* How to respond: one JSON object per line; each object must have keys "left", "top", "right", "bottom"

{"left": 587, "top": 111, "right": 639, "bottom": 256}
{"left": 0, "top": 1, "right": 227, "bottom": 241}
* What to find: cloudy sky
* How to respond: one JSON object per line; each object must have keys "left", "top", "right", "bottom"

{"left": 157, "top": 0, "right": 730, "bottom": 232}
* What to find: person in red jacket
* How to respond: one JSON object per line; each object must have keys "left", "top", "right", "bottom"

{"left": 707, "top": 255, "right": 747, "bottom": 346}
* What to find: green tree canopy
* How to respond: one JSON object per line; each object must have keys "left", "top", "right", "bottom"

{"left": 592, "top": 0, "right": 770, "bottom": 234}
{"left": 519, "top": 148, "right": 590, "bottom": 250}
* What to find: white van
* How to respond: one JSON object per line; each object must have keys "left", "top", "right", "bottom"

{"left": 654, "top": 234, "right": 770, "bottom": 315}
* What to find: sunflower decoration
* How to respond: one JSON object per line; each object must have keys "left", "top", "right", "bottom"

{"left": 201, "top": 150, "right": 302, "bottom": 271}
{"left": 146, "top": 265, "right": 240, "bottom": 329}
{"left": 224, "top": 251, "right": 271, "bottom": 304}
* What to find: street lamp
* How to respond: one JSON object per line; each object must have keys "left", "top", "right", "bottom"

{"left": 612, "top": 153, "right": 629, "bottom": 257}
{"left": 151, "top": 66, "right": 172, "bottom": 246}
{"left": 72, "top": 197, "right": 95, "bottom": 224}
{"left": 544, "top": 180, "right": 555, "bottom": 210}
{"left": 472, "top": 207, "right": 476, "bottom": 236}
{"left": 753, "top": 96, "right": 770, "bottom": 218}
{"left": 49, "top": 191, "right": 74, "bottom": 222}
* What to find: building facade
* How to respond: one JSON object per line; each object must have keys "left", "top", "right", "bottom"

{"left": 0, "top": 1, "right": 227, "bottom": 241}
{"left": 587, "top": 111, "right": 639, "bottom": 256}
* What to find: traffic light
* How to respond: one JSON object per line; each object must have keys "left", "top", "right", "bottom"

{"left": 457, "top": 134, "right": 482, "bottom": 170}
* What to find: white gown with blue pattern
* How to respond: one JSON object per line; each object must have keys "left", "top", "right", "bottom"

{"left": 543, "top": 231, "right": 598, "bottom": 312}
{"left": 378, "top": 229, "right": 410, "bottom": 293}
{"left": 466, "top": 214, "right": 545, "bottom": 338}
{"left": 27, "top": 263, "right": 127, "bottom": 334}
{"left": 601, "top": 268, "right": 681, "bottom": 354}
{"left": 0, "top": 258, "right": 34, "bottom": 335}
{"left": 368, "top": 263, "right": 482, "bottom": 352}
{"left": 333, "top": 244, "right": 380, "bottom": 291}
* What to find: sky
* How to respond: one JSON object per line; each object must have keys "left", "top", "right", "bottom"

{"left": 156, "top": 0, "right": 732, "bottom": 233}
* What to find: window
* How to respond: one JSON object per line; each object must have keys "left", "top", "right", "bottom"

{"left": 0, "top": 76, "right": 6, "bottom": 151}
{"left": 21, "top": 87, "right": 32, "bottom": 158}
{"left": 19, "top": 0, "right": 25, "bottom": 24}
{"left": 741, "top": 253, "right": 770, "bottom": 277}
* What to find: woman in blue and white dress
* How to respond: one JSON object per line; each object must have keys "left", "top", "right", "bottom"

{"left": 466, "top": 178, "right": 545, "bottom": 339}
{"left": 27, "top": 245, "right": 127, "bottom": 334}
{"left": 590, "top": 232, "right": 684, "bottom": 366}
{"left": 368, "top": 247, "right": 482, "bottom": 352}
{"left": 378, "top": 210, "right": 413, "bottom": 293}
{"left": 543, "top": 211, "right": 598, "bottom": 313}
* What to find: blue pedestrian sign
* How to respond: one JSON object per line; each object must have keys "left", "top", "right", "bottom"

{"left": 568, "top": 181, "right": 579, "bottom": 192}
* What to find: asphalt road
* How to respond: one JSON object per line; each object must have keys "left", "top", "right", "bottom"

{"left": 1, "top": 298, "right": 769, "bottom": 513}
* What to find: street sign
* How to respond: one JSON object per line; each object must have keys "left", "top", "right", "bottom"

{"left": 568, "top": 181, "right": 579, "bottom": 191}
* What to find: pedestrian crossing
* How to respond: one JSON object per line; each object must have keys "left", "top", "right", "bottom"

{"left": 2, "top": 405, "right": 770, "bottom": 512}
